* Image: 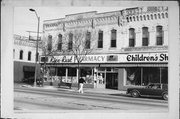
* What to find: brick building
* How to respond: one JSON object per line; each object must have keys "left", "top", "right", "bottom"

{"left": 41, "top": 6, "right": 168, "bottom": 90}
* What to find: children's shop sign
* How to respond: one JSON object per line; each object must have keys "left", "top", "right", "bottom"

{"left": 121, "top": 53, "right": 168, "bottom": 62}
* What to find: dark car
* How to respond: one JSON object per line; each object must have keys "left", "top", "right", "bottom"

{"left": 126, "top": 83, "right": 168, "bottom": 100}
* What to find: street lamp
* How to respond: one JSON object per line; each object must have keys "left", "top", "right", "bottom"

{"left": 29, "top": 8, "right": 40, "bottom": 87}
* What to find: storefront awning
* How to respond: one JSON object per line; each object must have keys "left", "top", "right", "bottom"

{"left": 42, "top": 63, "right": 168, "bottom": 68}
{"left": 100, "top": 63, "right": 168, "bottom": 67}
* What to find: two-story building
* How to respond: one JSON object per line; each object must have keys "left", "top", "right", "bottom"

{"left": 13, "top": 34, "right": 42, "bottom": 83}
{"left": 41, "top": 6, "right": 168, "bottom": 90}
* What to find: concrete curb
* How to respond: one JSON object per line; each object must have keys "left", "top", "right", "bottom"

{"left": 16, "top": 84, "right": 127, "bottom": 95}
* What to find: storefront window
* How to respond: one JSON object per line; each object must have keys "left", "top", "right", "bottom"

{"left": 126, "top": 67, "right": 141, "bottom": 86}
{"left": 81, "top": 67, "right": 93, "bottom": 84}
{"left": 143, "top": 67, "right": 160, "bottom": 85}
{"left": 126, "top": 67, "right": 168, "bottom": 86}
{"left": 57, "top": 67, "right": 66, "bottom": 76}
{"left": 161, "top": 67, "right": 168, "bottom": 84}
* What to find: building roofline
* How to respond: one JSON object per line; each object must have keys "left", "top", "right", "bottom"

{"left": 65, "top": 11, "right": 97, "bottom": 17}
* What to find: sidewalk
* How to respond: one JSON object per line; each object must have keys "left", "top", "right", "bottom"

{"left": 14, "top": 83, "right": 126, "bottom": 95}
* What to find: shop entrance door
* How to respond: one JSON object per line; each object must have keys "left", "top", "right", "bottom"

{"left": 106, "top": 73, "right": 118, "bottom": 89}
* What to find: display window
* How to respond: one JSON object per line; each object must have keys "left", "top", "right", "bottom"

{"left": 126, "top": 67, "right": 168, "bottom": 86}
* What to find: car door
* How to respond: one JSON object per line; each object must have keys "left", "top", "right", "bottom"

{"left": 140, "top": 84, "right": 154, "bottom": 96}
{"left": 150, "top": 84, "right": 163, "bottom": 96}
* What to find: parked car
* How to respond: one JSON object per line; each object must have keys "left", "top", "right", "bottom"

{"left": 126, "top": 83, "right": 168, "bottom": 100}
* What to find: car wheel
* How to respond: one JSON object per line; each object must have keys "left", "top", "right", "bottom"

{"left": 131, "top": 90, "right": 139, "bottom": 98}
{"left": 162, "top": 93, "right": 168, "bottom": 100}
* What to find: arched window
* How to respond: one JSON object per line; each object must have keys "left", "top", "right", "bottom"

{"left": 129, "top": 17, "right": 132, "bottom": 22}
{"left": 13, "top": 49, "right": 15, "bottom": 59}
{"left": 142, "top": 27, "right": 149, "bottom": 46}
{"left": 158, "top": 13, "right": 161, "bottom": 19}
{"left": 57, "top": 34, "right": 62, "bottom": 51}
{"left": 143, "top": 15, "right": 146, "bottom": 20}
{"left": 133, "top": 16, "right": 135, "bottom": 21}
{"left": 19, "top": 50, "right": 23, "bottom": 60}
{"left": 165, "top": 12, "right": 168, "bottom": 18}
{"left": 85, "top": 31, "right": 91, "bottom": 49}
{"left": 154, "top": 14, "right": 157, "bottom": 19}
{"left": 156, "top": 26, "right": 164, "bottom": 45}
{"left": 151, "top": 14, "right": 153, "bottom": 20}
{"left": 147, "top": 15, "right": 150, "bottom": 20}
{"left": 47, "top": 35, "right": 52, "bottom": 52}
{"left": 162, "top": 13, "right": 164, "bottom": 18}
{"left": 126, "top": 17, "right": 129, "bottom": 22}
{"left": 98, "top": 30, "right": 103, "bottom": 48}
{"left": 129, "top": 28, "right": 135, "bottom": 47}
{"left": 111, "top": 29, "right": 117, "bottom": 47}
{"left": 140, "top": 16, "right": 142, "bottom": 21}
{"left": 68, "top": 33, "right": 73, "bottom": 50}
{"left": 28, "top": 51, "right": 31, "bottom": 61}
{"left": 136, "top": 16, "right": 139, "bottom": 21}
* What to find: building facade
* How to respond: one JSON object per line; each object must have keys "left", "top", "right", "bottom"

{"left": 13, "top": 34, "right": 42, "bottom": 82}
{"left": 41, "top": 6, "right": 168, "bottom": 90}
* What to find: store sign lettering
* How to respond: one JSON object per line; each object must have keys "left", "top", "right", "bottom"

{"left": 126, "top": 53, "right": 168, "bottom": 62}
{"left": 82, "top": 55, "right": 106, "bottom": 62}
{"left": 49, "top": 56, "right": 73, "bottom": 63}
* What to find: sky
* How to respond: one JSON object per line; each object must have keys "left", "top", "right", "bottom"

{"left": 13, "top": 7, "right": 128, "bottom": 37}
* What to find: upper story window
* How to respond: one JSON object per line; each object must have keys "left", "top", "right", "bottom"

{"left": 19, "top": 50, "right": 23, "bottom": 60}
{"left": 111, "top": 29, "right": 117, "bottom": 48}
{"left": 151, "top": 14, "right": 153, "bottom": 20}
{"left": 129, "top": 28, "right": 135, "bottom": 47}
{"left": 98, "top": 30, "right": 103, "bottom": 48}
{"left": 68, "top": 33, "right": 73, "bottom": 50}
{"left": 156, "top": 26, "right": 164, "bottom": 45}
{"left": 28, "top": 51, "right": 31, "bottom": 61}
{"left": 154, "top": 14, "right": 157, "bottom": 19}
{"left": 165, "top": 13, "right": 168, "bottom": 18}
{"left": 47, "top": 35, "right": 52, "bottom": 52}
{"left": 57, "top": 34, "right": 62, "bottom": 51}
{"left": 13, "top": 49, "right": 15, "bottom": 59}
{"left": 142, "top": 27, "right": 149, "bottom": 46}
{"left": 85, "top": 31, "right": 91, "bottom": 49}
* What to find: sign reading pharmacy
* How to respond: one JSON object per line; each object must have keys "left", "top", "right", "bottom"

{"left": 40, "top": 53, "right": 168, "bottom": 64}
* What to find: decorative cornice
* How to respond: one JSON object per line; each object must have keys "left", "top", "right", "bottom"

{"left": 43, "top": 6, "right": 168, "bottom": 31}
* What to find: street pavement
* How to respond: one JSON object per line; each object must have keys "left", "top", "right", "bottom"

{"left": 14, "top": 84, "right": 168, "bottom": 111}
{"left": 14, "top": 83, "right": 126, "bottom": 95}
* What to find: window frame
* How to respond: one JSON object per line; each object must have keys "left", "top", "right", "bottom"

{"left": 129, "top": 28, "right": 135, "bottom": 47}
{"left": 68, "top": 33, "right": 73, "bottom": 50}
{"left": 19, "top": 50, "right": 23, "bottom": 60}
{"left": 98, "top": 30, "right": 103, "bottom": 48}
{"left": 156, "top": 26, "right": 164, "bottom": 45}
{"left": 111, "top": 29, "right": 117, "bottom": 48}
{"left": 85, "top": 31, "right": 91, "bottom": 49}
{"left": 57, "top": 34, "right": 63, "bottom": 51}
{"left": 142, "top": 27, "right": 149, "bottom": 46}
{"left": 28, "top": 51, "right": 31, "bottom": 61}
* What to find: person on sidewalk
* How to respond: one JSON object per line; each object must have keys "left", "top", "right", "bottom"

{"left": 78, "top": 77, "right": 86, "bottom": 93}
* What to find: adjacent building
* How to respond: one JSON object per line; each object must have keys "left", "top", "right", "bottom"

{"left": 41, "top": 6, "right": 168, "bottom": 90}
{"left": 13, "top": 34, "right": 42, "bottom": 82}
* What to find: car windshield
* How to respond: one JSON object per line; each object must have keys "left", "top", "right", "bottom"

{"left": 147, "top": 84, "right": 161, "bottom": 89}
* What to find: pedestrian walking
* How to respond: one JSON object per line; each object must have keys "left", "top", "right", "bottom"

{"left": 78, "top": 77, "right": 86, "bottom": 93}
